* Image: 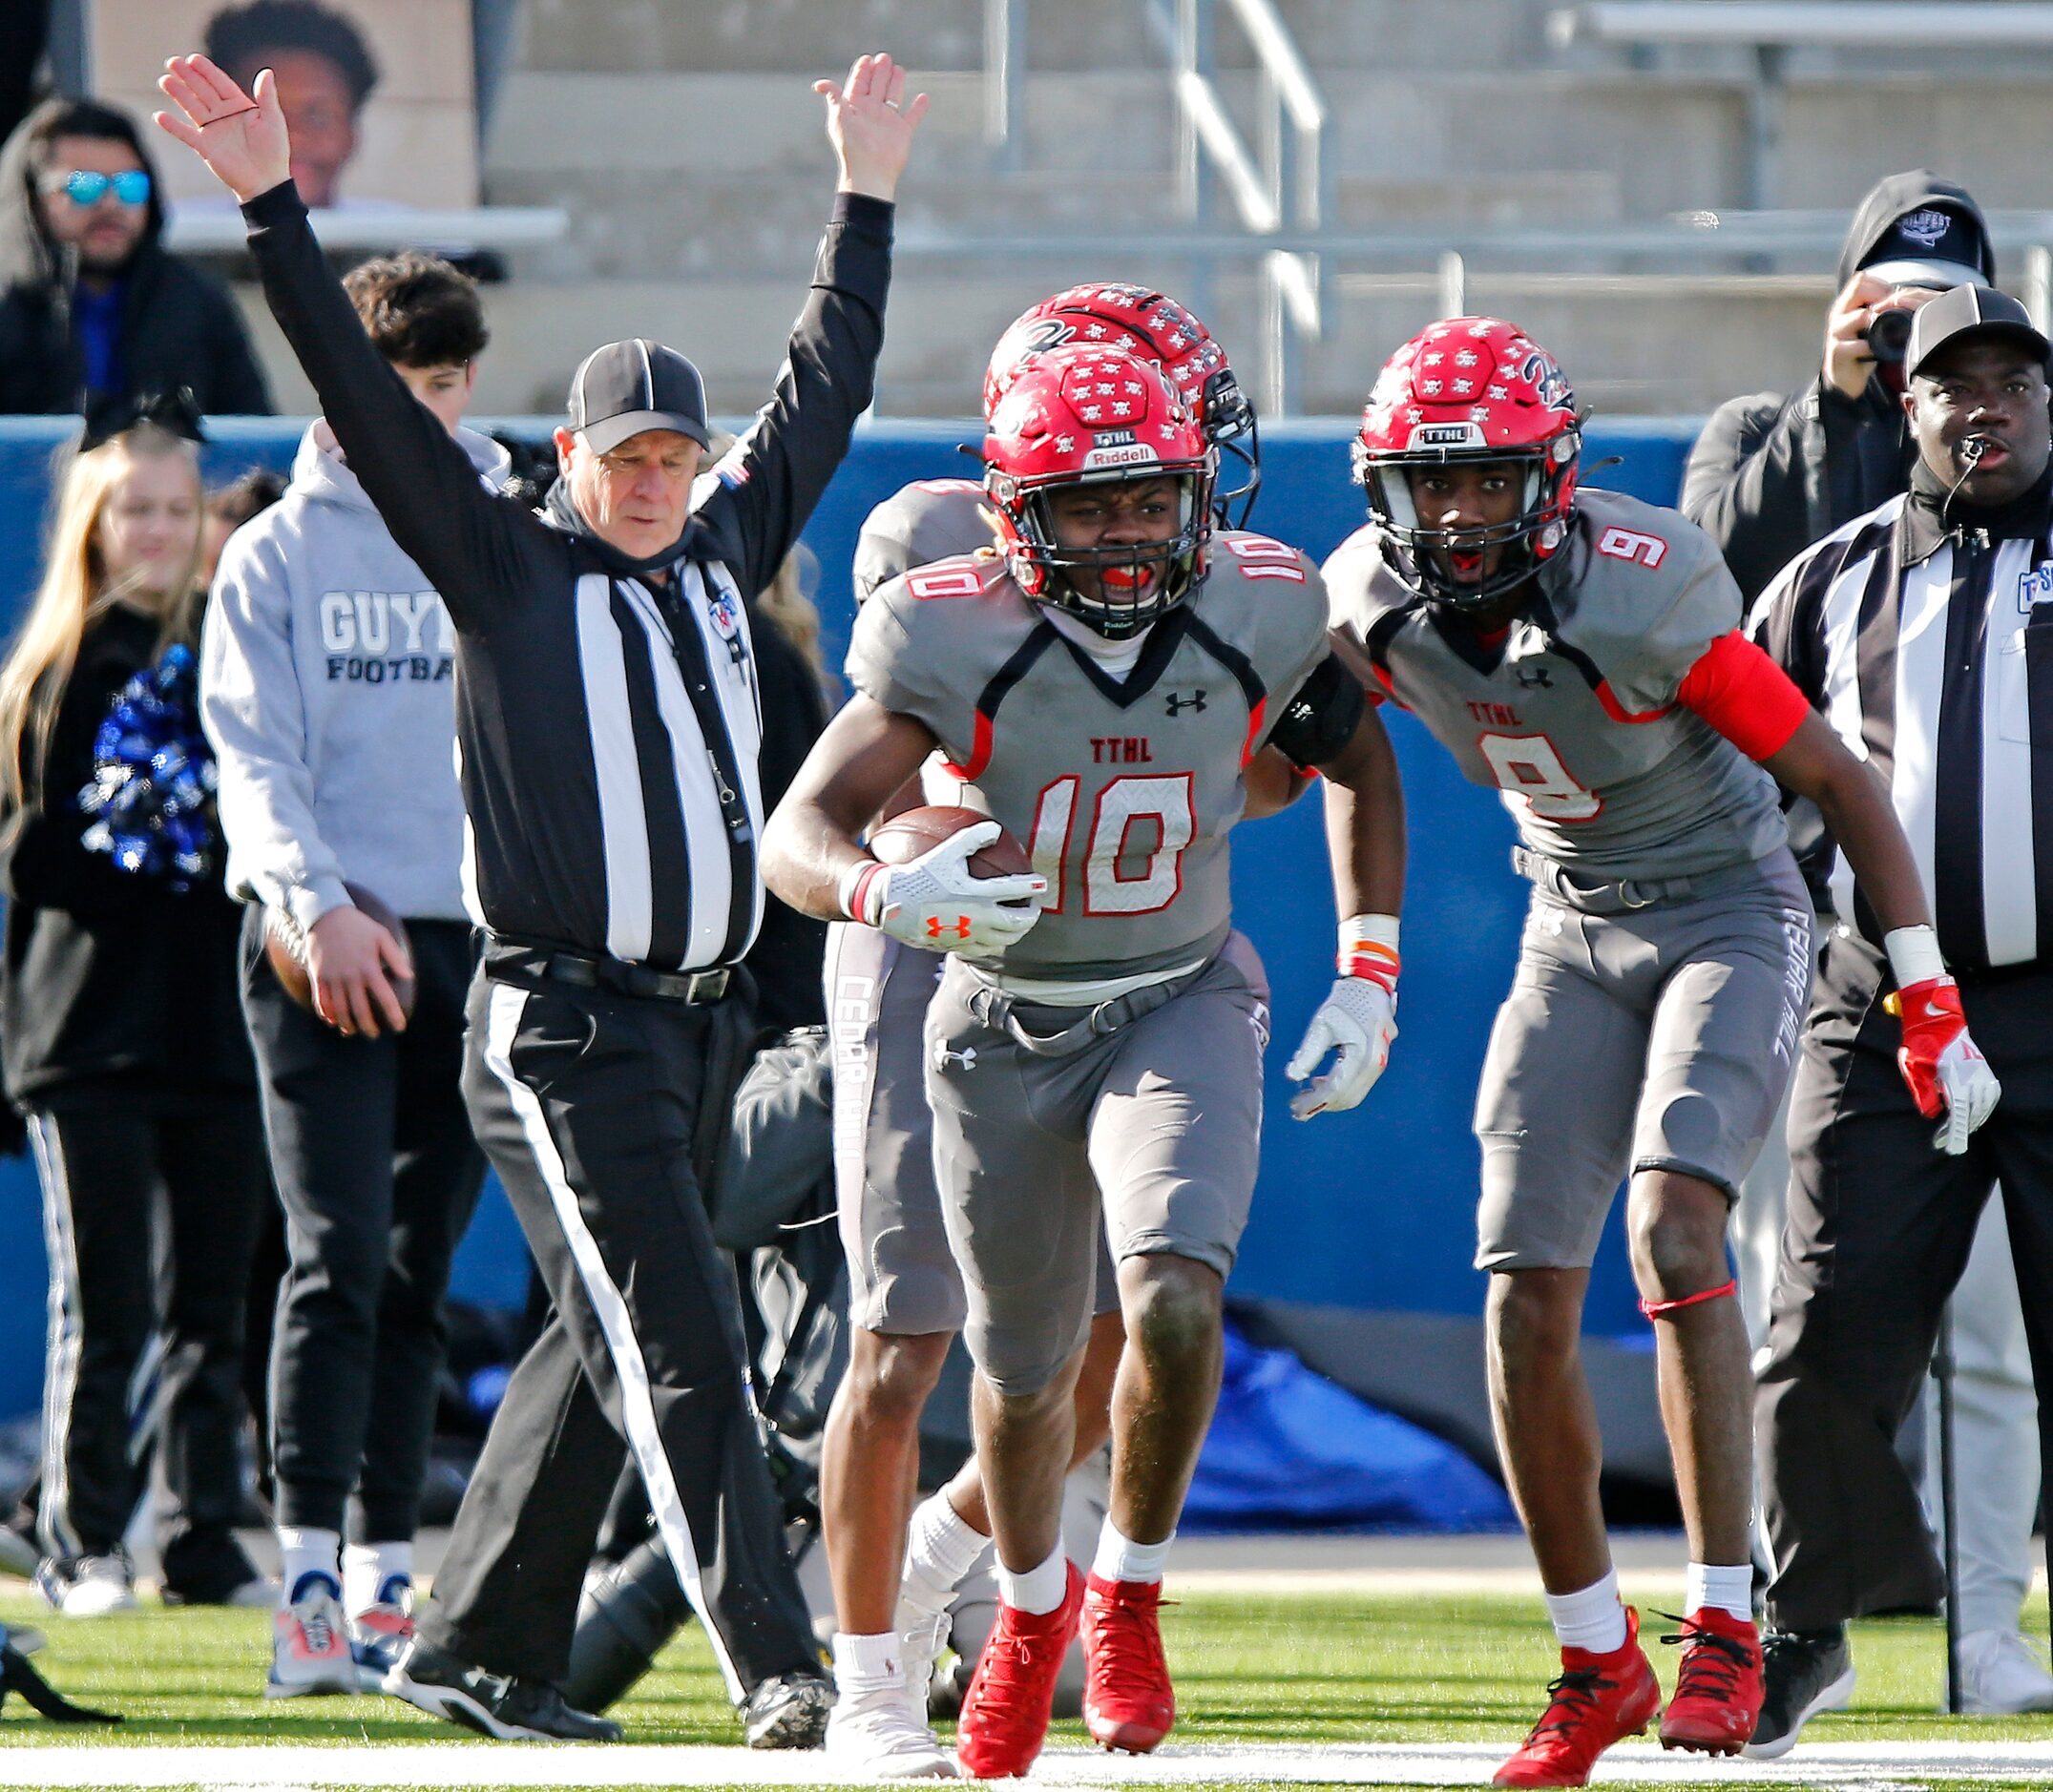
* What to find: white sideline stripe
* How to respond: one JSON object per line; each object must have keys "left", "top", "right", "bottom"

{"left": 8, "top": 1740, "right": 2053, "bottom": 1787}
{"left": 481, "top": 984, "right": 744, "bottom": 1703}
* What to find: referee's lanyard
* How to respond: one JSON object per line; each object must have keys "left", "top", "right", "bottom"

{"left": 651, "top": 567, "right": 757, "bottom": 964}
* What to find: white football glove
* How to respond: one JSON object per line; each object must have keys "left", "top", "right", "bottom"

{"left": 1287, "top": 976, "right": 1398, "bottom": 1119}
{"left": 847, "top": 821, "right": 1046, "bottom": 956}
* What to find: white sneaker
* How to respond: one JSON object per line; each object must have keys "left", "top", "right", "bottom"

{"left": 898, "top": 1605, "right": 953, "bottom": 1708}
{"left": 1959, "top": 1628, "right": 2053, "bottom": 1715}
{"left": 265, "top": 1571, "right": 357, "bottom": 1699}
{"left": 41, "top": 1554, "right": 136, "bottom": 1617}
{"left": 826, "top": 1680, "right": 957, "bottom": 1779}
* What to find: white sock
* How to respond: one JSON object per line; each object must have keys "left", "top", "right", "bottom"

{"left": 343, "top": 1540, "right": 413, "bottom": 1616}
{"left": 276, "top": 1527, "right": 342, "bottom": 1602}
{"left": 901, "top": 1492, "right": 992, "bottom": 1615}
{"left": 831, "top": 1629, "right": 903, "bottom": 1690}
{"left": 1542, "top": 1569, "right": 1627, "bottom": 1655}
{"left": 1091, "top": 1520, "right": 1174, "bottom": 1586}
{"left": 1687, "top": 1561, "right": 1753, "bottom": 1623}
{"left": 997, "top": 1548, "right": 1068, "bottom": 1616}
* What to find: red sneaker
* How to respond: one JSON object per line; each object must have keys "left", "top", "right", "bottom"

{"left": 1493, "top": 1606, "right": 1663, "bottom": 1787}
{"left": 1658, "top": 1606, "right": 1762, "bottom": 1755}
{"left": 1081, "top": 1572, "right": 1175, "bottom": 1753}
{"left": 953, "top": 1564, "right": 1082, "bottom": 1780}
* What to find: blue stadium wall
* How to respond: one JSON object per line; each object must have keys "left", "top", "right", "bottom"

{"left": 0, "top": 415, "right": 1702, "bottom": 1416}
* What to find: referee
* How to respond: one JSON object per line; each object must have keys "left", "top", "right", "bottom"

{"left": 1745, "top": 284, "right": 2043, "bottom": 1757}
{"left": 157, "top": 51, "right": 927, "bottom": 1742}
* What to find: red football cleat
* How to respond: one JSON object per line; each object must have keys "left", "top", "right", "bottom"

{"left": 1493, "top": 1606, "right": 1663, "bottom": 1787}
{"left": 1081, "top": 1572, "right": 1175, "bottom": 1753}
{"left": 1657, "top": 1606, "right": 1763, "bottom": 1755}
{"left": 954, "top": 1564, "right": 1083, "bottom": 1781}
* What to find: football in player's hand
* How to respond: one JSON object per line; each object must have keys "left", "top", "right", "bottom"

{"left": 868, "top": 804, "right": 1034, "bottom": 898}
{"left": 264, "top": 882, "right": 417, "bottom": 1020}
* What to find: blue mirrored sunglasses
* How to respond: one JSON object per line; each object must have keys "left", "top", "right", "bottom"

{"left": 54, "top": 170, "right": 151, "bottom": 207}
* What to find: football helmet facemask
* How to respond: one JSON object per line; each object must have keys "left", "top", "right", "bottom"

{"left": 1351, "top": 316, "right": 1582, "bottom": 613}
{"left": 983, "top": 344, "right": 1216, "bottom": 640}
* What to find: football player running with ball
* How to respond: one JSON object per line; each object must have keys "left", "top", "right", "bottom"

{"left": 823, "top": 286, "right": 1293, "bottom": 1779}
{"left": 1322, "top": 318, "right": 1999, "bottom": 1787}
{"left": 766, "top": 342, "right": 1405, "bottom": 1779}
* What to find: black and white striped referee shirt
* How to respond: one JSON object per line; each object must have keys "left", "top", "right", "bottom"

{"left": 1749, "top": 472, "right": 2053, "bottom": 970}
{"left": 240, "top": 180, "right": 893, "bottom": 973}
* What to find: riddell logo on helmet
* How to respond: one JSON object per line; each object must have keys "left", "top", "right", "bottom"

{"left": 1409, "top": 422, "right": 1484, "bottom": 449}
{"left": 1084, "top": 441, "right": 1157, "bottom": 469}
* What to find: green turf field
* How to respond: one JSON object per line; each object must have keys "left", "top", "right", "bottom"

{"left": 2, "top": 1581, "right": 2050, "bottom": 1784}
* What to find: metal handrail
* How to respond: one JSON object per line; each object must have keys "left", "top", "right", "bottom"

{"left": 1552, "top": 3, "right": 2053, "bottom": 51}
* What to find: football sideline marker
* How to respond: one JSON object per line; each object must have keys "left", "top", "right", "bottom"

{"left": 3, "top": 1740, "right": 2052, "bottom": 1786}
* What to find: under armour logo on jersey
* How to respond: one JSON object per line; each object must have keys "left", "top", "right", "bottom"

{"left": 933, "top": 1044, "right": 978, "bottom": 1073}
{"left": 927, "top": 914, "right": 973, "bottom": 940}
{"left": 1515, "top": 664, "right": 1554, "bottom": 689}
{"left": 1164, "top": 689, "right": 1208, "bottom": 717}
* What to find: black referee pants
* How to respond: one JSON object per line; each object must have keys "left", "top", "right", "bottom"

{"left": 415, "top": 961, "right": 816, "bottom": 1696}
{"left": 29, "top": 1087, "right": 268, "bottom": 1597}
{"left": 1759, "top": 932, "right": 2053, "bottom": 1633}
{"left": 241, "top": 912, "right": 485, "bottom": 1541}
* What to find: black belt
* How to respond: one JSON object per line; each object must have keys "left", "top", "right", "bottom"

{"left": 485, "top": 941, "right": 732, "bottom": 1005}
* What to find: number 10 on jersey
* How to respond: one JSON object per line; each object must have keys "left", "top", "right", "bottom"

{"left": 1028, "top": 774, "right": 1196, "bottom": 914}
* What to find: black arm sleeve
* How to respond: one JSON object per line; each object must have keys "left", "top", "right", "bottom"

{"left": 239, "top": 181, "right": 535, "bottom": 627}
{"left": 1680, "top": 388, "right": 1824, "bottom": 607}
{"left": 1264, "top": 652, "right": 1366, "bottom": 770}
{"left": 696, "top": 194, "right": 894, "bottom": 598}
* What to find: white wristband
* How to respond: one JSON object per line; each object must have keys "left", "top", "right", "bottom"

{"left": 1337, "top": 912, "right": 1400, "bottom": 957}
{"left": 836, "top": 858, "right": 884, "bottom": 926}
{"left": 1884, "top": 924, "right": 1946, "bottom": 990}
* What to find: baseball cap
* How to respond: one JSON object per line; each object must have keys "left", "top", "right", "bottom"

{"left": 1905, "top": 283, "right": 2052, "bottom": 380}
{"left": 1860, "top": 202, "right": 1992, "bottom": 293}
{"left": 567, "top": 339, "right": 711, "bottom": 455}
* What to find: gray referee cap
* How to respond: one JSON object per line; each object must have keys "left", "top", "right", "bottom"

{"left": 1906, "top": 284, "right": 2052, "bottom": 380}
{"left": 567, "top": 339, "right": 711, "bottom": 455}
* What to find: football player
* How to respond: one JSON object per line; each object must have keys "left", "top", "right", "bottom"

{"left": 1322, "top": 318, "right": 1997, "bottom": 1786}
{"left": 821, "top": 287, "right": 1297, "bottom": 1778}
{"left": 766, "top": 343, "right": 1405, "bottom": 1779}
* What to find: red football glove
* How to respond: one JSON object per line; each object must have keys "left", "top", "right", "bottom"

{"left": 1888, "top": 976, "right": 2001, "bottom": 1155}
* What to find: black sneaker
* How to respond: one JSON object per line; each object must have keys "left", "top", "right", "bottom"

{"left": 743, "top": 1669, "right": 832, "bottom": 1749}
{"left": 1744, "top": 1626, "right": 1854, "bottom": 1760}
{"left": 382, "top": 1638, "right": 623, "bottom": 1741}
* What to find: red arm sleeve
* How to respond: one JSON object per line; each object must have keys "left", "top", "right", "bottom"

{"left": 1674, "top": 631, "right": 1812, "bottom": 762}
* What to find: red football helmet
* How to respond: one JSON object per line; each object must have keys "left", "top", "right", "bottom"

{"left": 985, "top": 283, "right": 1259, "bottom": 524}
{"left": 983, "top": 344, "right": 1215, "bottom": 639}
{"left": 1351, "top": 316, "right": 1582, "bottom": 611}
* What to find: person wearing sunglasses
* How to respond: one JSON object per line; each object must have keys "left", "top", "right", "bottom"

{"left": 0, "top": 96, "right": 270, "bottom": 416}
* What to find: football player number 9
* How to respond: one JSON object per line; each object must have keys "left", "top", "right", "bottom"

{"left": 1029, "top": 773, "right": 1197, "bottom": 914}
{"left": 1476, "top": 732, "right": 1602, "bottom": 822}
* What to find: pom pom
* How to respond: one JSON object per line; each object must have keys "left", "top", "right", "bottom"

{"left": 76, "top": 646, "right": 219, "bottom": 890}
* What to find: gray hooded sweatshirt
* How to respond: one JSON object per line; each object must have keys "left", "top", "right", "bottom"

{"left": 201, "top": 420, "right": 511, "bottom": 933}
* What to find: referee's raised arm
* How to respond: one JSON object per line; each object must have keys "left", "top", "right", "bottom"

{"left": 155, "top": 55, "right": 532, "bottom": 631}
{"left": 696, "top": 54, "right": 928, "bottom": 598}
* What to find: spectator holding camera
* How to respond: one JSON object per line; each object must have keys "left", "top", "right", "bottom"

{"left": 0, "top": 96, "right": 270, "bottom": 417}
{"left": 1684, "top": 171, "right": 1995, "bottom": 605}
{"left": 201, "top": 250, "right": 501, "bottom": 1699}
{"left": 0, "top": 400, "right": 269, "bottom": 1616}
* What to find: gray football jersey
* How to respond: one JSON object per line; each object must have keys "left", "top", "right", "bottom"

{"left": 848, "top": 531, "right": 1330, "bottom": 978}
{"left": 853, "top": 479, "right": 1000, "bottom": 601}
{"left": 1323, "top": 488, "right": 1786, "bottom": 883}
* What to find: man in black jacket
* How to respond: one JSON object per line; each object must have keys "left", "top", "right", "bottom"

{"left": 1682, "top": 171, "right": 1994, "bottom": 605}
{"left": 0, "top": 97, "right": 270, "bottom": 417}
{"left": 157, "top": 47, "right": 923, "bottom": 1745}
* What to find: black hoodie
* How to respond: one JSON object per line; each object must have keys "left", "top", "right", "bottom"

{"left": 0, "top": 98, "right": 271, "bottom": 416}
{"left": 1681, "top": 171, "right": 1996, "bottom": 605}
